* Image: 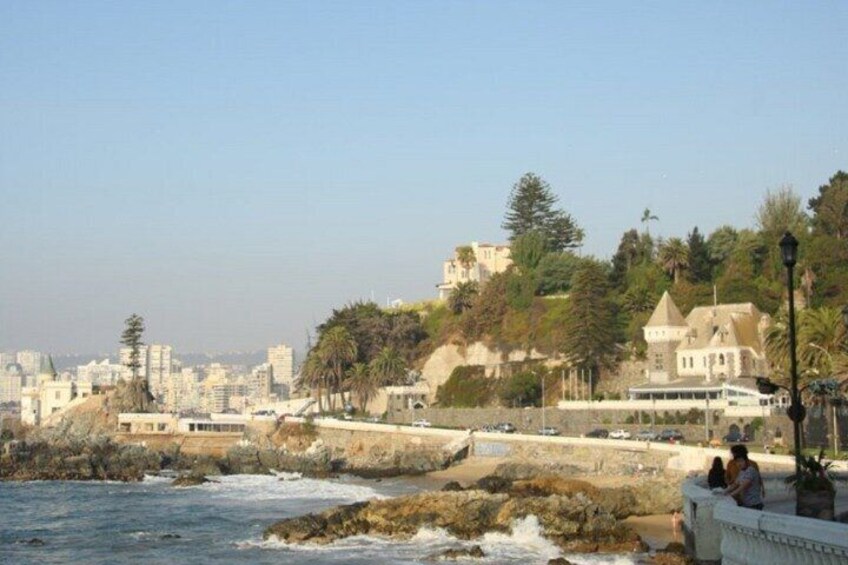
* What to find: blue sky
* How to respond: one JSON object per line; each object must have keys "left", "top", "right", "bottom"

{"left": 1, "top": 1, "right": 846, "bottom": 355}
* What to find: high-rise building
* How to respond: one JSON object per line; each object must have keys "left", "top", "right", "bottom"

{"left": 0, "top": 372, "right": 23, "bottom": 404}
{"left": 267, "top": 343, "right": 294, "bottom": 397}
{"left": 147, "top": 344, "right": 173, "bottom": 400}
{"left": 16, "top": 350, "right": 43, "bottom": 376}
{"left": 248, "top": 363, "right": 273, "bottom": 401}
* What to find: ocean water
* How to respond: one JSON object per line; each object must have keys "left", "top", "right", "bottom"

{"left": 0, "top": 475, "right": 642, "bottom": 565}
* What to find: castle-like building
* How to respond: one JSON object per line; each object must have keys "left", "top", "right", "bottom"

{"left": 629, "top": 291, "right": 771, "bottom": 402}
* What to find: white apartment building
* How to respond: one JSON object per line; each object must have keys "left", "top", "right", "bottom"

{"left": 267, "top": 343, "right": 294, "bottom": 396}
{"left": 0, "top": 372, "right": 22, "bottom": 404}
{"left": 76, "top": 359, "right": 125, "bottom": 386}
{"left": 248, "top": 363, "right": 273, "bottom": 401}
{"left": 16, "top": 350, "right": 43, "bottom": 376}
{"left": 163, "top": 367, "right": 203, "bottom": 414}
{"left": 147, "top": 344, "right": 173, "bottom": 400}
{"left": 436, "top": 241, "right": 512, "bottom": 299}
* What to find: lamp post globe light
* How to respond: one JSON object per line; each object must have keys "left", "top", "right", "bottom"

{"left": 779, "top": 231, "right": 805, "bottom": 501}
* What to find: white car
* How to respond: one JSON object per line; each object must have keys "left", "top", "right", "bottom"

{"left": 609, "top": 429, "right": 632, "bottom": 440}
{"left": 411, "top": 419, "right": 432, "bottom": 428}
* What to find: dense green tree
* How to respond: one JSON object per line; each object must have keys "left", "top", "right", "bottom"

{"left": 657, "top": 237, "right": 690, "bottom": 284}
{"left": 809, "top": 171, "right": 848, "bottom": 240}
{"left": 610, "top": 229, "right": 641, "bottom": 288}
{"left": 505, "top": 269, "right": 536, "bottom": 310}
{"left": 686, "top": 227, "right": 711, "bottom": 282}
{"left": 707, "top": 225, "right": 738, "bottom": 271}
{"left": 499, "top": 370, "right": 542, "bottom": 407}
{"left": 536, "top": 252, "right": 580, "bottom": 295}
{"left": 300, "top": 351, "right": 328, "bottom": 412}
{"left": 120, "top": 314, "right": 145, "bottom": 381}
{"left": 318, "top": 301, "right": 426, "bottom": 365}
{"left": 756, "top": 186, "right": 809, "bottom": 239}
{"left": 448, "top": 281, "right": 479, "bottom": 315}
{"left": 502, "top": 173, "right": 582, "bottom": 251}
{"left": 510, "top": 230, "right": 547, "bottom": 273}
{"left": 562, "top": 260, "right": 619, "bottom": 372}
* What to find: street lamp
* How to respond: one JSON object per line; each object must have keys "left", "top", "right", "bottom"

{"left": 779, "top": 231, "right": 805, "bottom": 496}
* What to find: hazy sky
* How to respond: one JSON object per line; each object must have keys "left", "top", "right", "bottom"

{"left": 1, "top": 2, "right": 847, "bottom": 356}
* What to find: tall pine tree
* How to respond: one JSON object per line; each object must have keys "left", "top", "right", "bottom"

{"left": 502, "top": 173, "right": 583, "bottom": 251}
{"left": 687, "top": 227, "right": 711, "bottom": 282}
{"left": 120, "top": 314, "right": 145, "bottom": 381}
{"left": 563, "top": 260, "right": 618, "bottom": 374}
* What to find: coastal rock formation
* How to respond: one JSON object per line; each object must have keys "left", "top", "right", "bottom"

{"left": 172, "top": 474, "right": 213, "bottom": 487}
{"left": 430, "top": 545, "right": 485, "bottom": 559}
{"left": 264, "top": 487, "right": 643, "bottom": 553}
{"left": 0, "top": 438, "right": 160, "bottom": 481}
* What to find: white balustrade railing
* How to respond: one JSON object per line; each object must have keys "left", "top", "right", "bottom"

{"left": 683, "top": 477, "right": 848, "bottom": 565}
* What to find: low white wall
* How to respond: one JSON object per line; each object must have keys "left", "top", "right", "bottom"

{"left": 683, "top": 476, "right": 848, "bottom": 565}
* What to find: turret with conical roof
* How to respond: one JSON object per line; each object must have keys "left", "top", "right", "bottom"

{"left": 36, "top": 354, "right": 58, "bottom": 386}
{"left": 643, "top": 292, "right": 690, "bottom": 383}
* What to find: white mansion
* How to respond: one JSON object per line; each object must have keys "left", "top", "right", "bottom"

{"left": 629, "top": 292, "right": 772, "bottom": 403}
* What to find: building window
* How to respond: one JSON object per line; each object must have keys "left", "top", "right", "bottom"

{"left": 682, "top": 358, "right": 687, "bottom": 369}
{"left": 654, "top": 353, "right": 664, "bottom": 371}
{"left": 55, "top": 391, "right": 61, "bottom": 400}
{"left": 719, "top": 354, "right": 725, "bottom": 366}
{"left": 690, "top": 357, "right": 694, "bottom": 368}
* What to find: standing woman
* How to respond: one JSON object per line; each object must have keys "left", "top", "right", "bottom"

{"left": 707, "top": 456, "right": 727, "bottom": 489}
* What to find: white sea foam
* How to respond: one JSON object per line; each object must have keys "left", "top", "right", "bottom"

{"left": 194, "top": 473, "right": 385, "bottom": 504}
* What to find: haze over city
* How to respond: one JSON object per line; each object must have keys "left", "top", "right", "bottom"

{"left": 1, "top": 2, "right": 846, "bottom": 354}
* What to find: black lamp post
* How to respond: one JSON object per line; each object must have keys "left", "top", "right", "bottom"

{"left": 779, "top": 231, "right": 805, "bottom": 490}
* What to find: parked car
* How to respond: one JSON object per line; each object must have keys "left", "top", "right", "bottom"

{"left": 659, "top": 429, "right": 685, "bottom": 442}
{"left": 585, "top": 428, "right": 609, "bottom": 438}
{"left": 723, "top": 430, "right": 750, "bottom": 443}
{"left": 538, "top": 427, "right": 560, "bottom": 436}
{"left": 634, "top": 429, "right": 658, "bottom": 441}
{"left": 411, "top": 419, "right": 432, "bottom": 428}
{"left": 495, "top": 422, "right": 517, "bottom": 434}
{"left": 609, "top": 429, "right": 632, "bottom": 440}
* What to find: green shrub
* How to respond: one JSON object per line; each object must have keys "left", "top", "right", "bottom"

{"left": 436, "top": 365, "right": 495, "bottom": 408}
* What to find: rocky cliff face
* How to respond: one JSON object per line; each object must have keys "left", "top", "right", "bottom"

{"left": 420, "top": 343, "right": 549, "bottom": 400}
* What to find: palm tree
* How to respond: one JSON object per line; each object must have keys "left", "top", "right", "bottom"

{"left": 448, "top": 281, "right": 479, "bottom": 315}
{"left": 370, "top": 346, "right": 407, "bottom": 386}
{"left": 657, "top": 238, "right": 690, "bottom": 284}
{"left": 345, "top": 363, "right": 379, "bottom": 413}
{"left": 318, "top": 326, "right": 358, "bottom": 411}
{"left": 300, "top": 351, "right": 327, "bottom": 413}
{"left": 800, "top": 307, "right": 848, "bottom": 379}
{"left": 455, "top": 245, "right": 477, "bottom": 271}
{"left": 641, "top": 208, "right": 659, "bottom": 236}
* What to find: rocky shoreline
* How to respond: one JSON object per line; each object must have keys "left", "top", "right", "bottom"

{"left": 264, "top": 467, "right": 689, "bottom": 563}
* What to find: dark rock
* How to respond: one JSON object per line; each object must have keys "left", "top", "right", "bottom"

{"left": 547, "top": 559, "right": 574, "bottom": 565}
{"left": 662, "top": 541, "right": 686, "bottom": 554}
{"left": 431, "top": 545, "right": 485, "bottom": 559}
{"left": 160, "top": 534, "right": 181, "bottom": 539}
{"left": 474, "top": 475, "right": 513, "bottom": 494}
{"left": 441, "top": 481, "right": 464, "bottom": 492}
{"left": 18, "top": 538, "right": 45, "bottom": 546}
{"left": 172, "top": 474, "right": 211, "bottom": 487}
